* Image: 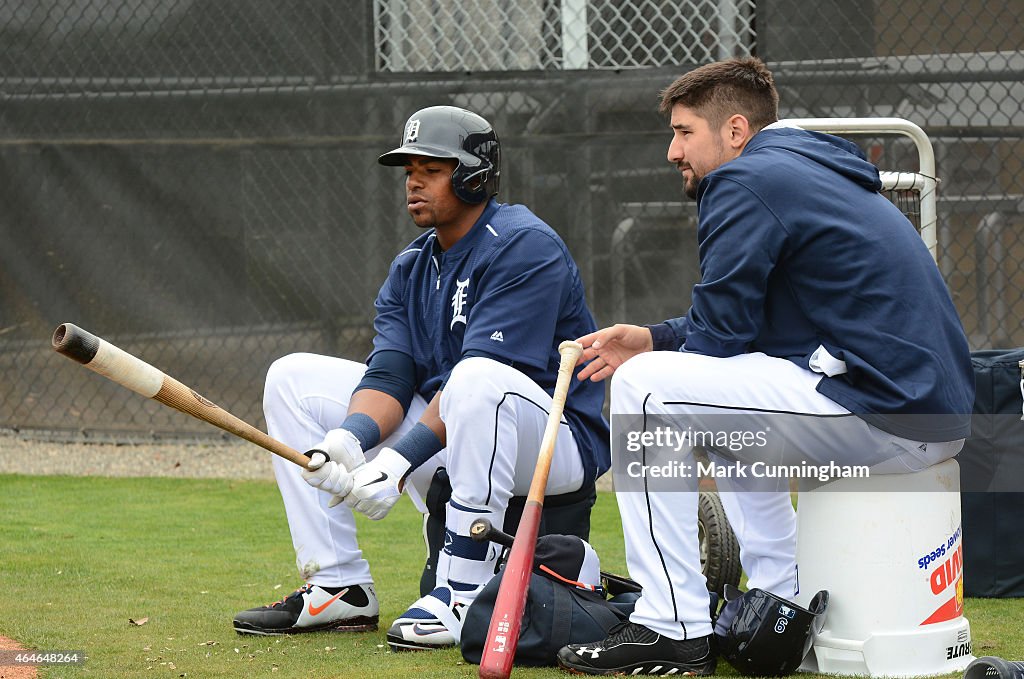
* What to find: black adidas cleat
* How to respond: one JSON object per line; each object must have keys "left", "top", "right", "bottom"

{"left": 556, "top": 621, "right": 716, "bottom": 676}
{"left": 233, "top": 582, "right": 379, "bottom": 635}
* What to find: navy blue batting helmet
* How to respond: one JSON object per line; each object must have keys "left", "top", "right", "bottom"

{"left": 714, "top": 584, "right": 829, "bottom": 677}
{"left": 378, "top": 106, "right": 500, "bottom": 204}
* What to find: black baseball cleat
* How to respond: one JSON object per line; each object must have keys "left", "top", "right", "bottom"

{"left": 556, "top": 622, "right": 717, "bottom": 676}
{"left": 233, "top": 582, "right": 379, "bottom": 635}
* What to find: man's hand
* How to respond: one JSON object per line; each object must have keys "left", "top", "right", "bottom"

{"left": 575, "top": 323, "right": 654, "bottom": 382}
{"left": 301, "top": 452, "right": 354, "bottom": 498}
{"left": 309, "top": 428, "right": 367, "bottom": 469}
{"left": 301, "top": 428, "right": 367, "bottom": 499}
{"left": 342, "top": 447, "right": 412, "bottom": 520}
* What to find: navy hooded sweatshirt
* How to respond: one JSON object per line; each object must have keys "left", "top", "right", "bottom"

{"left": 653, "top": 127, "right": 974, "bottom": 442}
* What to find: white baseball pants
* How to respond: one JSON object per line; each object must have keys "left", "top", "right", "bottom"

{"left": 611, "top": 351, "right": 963, "bottom": 641}
{"left": 263, "top": 353, "right": 584, "bottom": 593}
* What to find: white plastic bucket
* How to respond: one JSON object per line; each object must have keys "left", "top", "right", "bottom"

{"left": 794, "top": 458, "right": 973, "bottom": 677}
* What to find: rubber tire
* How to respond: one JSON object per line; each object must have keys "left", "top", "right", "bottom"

{"left": 698, "top": 490, "right": 742, "bottom": 596}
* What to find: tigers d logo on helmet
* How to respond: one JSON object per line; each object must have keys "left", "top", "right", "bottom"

{"left": 403, "top": 119, "right": 420, "bottom": 144}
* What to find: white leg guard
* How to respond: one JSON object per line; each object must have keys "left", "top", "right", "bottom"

{"left": 436, "top": 500, "right": 503, "bottom": 605}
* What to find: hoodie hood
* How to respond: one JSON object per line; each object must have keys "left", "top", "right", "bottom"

{"left": 740, "top": 127, "right": 882, "bottom": 193}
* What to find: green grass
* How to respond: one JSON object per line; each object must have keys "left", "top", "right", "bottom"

{"left": 0, "top": 474, "right": 1020, "bottom": 678}
{"left": 0, "top": 475, "right": 627, "bottom": 679}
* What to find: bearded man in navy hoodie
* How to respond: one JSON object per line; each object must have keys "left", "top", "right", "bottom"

{"left": 557, "top": 57, "right": 974, "bottom": 676}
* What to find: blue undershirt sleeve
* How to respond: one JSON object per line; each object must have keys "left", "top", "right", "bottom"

{"left": 353, "top": 349, "right": 417, "bottom": 415}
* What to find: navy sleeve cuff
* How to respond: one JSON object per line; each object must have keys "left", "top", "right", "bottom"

{"left": 681, "top": 331, "right": 747, "bottom": 357}
{"left": 340, "top": 412, "right": 381, "bottom": 451}
{"left": 391, "top": 422, "right": 445, "bottom": 473}
{"left": 645, "top": 323, "right": 683, "bottom": 351}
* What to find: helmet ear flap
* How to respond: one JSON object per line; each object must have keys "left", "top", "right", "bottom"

{"left": 712, "top": 583, "right": 745, "bottom": 636}
{"left": 807, "top": 590, "right": 829, "bottom": 635}
{"left": 452, "top": 132, "right": 500, "bottom": 204}
{"left": 453, "top": 166, "right": 492, "bottom": 204}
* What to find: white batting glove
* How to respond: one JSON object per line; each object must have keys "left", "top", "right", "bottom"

{"left": 301, "top": 429, "right": 367, "bottom": 499}
{"left": 342, "top": 448, "right": 412, "bottom": 520}
{"left": 309, "top": 428, "right": 367, "bottom": 470}
{"left": 301, "top": 452, "right": 354, "bottom": 498}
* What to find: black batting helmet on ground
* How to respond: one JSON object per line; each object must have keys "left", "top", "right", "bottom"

{"left": 964, "top": 657, "right": 1024, "bottom": 679}
{"left": 713, "top": 584, "right": 829, "bottom": 677}
{"left": 378, "top": 105, "right": 500, "bottom": 204}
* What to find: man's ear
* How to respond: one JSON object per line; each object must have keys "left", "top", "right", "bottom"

{"left": 725, "top": 114, "right": 751, "bottom": 149}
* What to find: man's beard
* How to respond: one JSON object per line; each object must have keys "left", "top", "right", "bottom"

{"left": 683, "top": 171, "right": 701, "bottom": 200}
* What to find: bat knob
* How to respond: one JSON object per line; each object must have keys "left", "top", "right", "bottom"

{"left": 470, "top": 518, "right": 493, "bottom": 541}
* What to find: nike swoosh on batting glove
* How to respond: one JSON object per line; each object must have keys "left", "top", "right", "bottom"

{"left": 301, "top": 451, "right": 354, "bottom": 498}
{"left": 341, "top": 447, "right": 411, "bottom": 520}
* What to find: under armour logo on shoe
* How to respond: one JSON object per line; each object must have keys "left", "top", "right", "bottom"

{"left": 576, "top": 646, "right": 602, "bottom": 659}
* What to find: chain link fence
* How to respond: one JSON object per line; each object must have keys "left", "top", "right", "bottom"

{"left": 374, "top": 0, "right": 755, "bottom": 71}
{"left": 1, "top": 1, "right": 1021, "bottom": 441}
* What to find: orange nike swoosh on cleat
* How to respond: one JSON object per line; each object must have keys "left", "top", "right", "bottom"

{"left": 307, "top": 588, "right": 349, "bottom": 616}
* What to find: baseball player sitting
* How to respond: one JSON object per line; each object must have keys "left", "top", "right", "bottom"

{"left": 232, "top": 106, "right": 610, "bottom": 651}
{"left": 558, "top": 57, "right": 974, "bottom": 676}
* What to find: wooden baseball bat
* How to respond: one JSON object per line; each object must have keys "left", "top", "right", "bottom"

{"left": 478, "top": 340, "right": 583, "bottom": 679}
{"left": 52, "top": 322, "right": 311, "bottom": 469}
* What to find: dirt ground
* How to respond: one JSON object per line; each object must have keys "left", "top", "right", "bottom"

{"left": 0, "top": 637, "right": 36, "bottom": 679}
{"left": 0, "top": 432, "right": 276, "bottom": 480}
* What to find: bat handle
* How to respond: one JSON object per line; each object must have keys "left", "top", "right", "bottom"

{"left": 470, "top": 518, "right": 514, "bottom": 548}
